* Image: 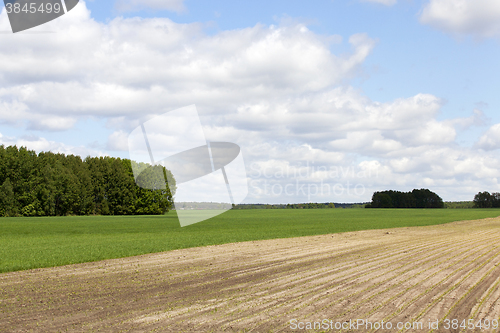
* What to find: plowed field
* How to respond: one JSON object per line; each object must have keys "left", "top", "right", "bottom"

{"left": 2, "top": 217, "right": 500, "bottom": 332}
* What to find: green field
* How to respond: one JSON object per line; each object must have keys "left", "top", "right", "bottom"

{"left": 1, "top": 209, "right": 500, "bottom": 273}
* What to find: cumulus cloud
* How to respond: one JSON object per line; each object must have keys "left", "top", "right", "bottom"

{"left": 361, "top": 0, "right": 397, "bottom": 6}
{"left": 420, "top": 0, "right": 500, "bottom": 37}
{"left": 27, "top": 117, "right": 77, "bottom": 131}
{"left": 0, "top": 100, "right": 30, "bottom": 126}
{"left": 446, "top": 109, "right": 488, "bottom": 130}
{"left": 0, "top": 4, "right": 375, "bottom": 129}
{"left": 476, "top": 124, "right": 500, "bottom": 150}
{"left": 0, "top": 1, "right": 497, "bottom": 202}
{"left": 0, "top": 132, "right": 106, "bottom": 157}
{"left": 222, "top": 89, "right": 449, "bottom": 156}
{"left": 202, "top": 87, "right": 497, "bottom": 202}
{"left": 107, "top": 130, "right": 130, "bottom": 151}
{"left": 0, "top": 100, "right": 76, "bottom": 131}
{"left": 115, "top": 0, "right": 186, "bottom": 13}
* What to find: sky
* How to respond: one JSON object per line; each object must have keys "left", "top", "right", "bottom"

{"left": 0, "top": 0, "right": 500, "bottom": 204}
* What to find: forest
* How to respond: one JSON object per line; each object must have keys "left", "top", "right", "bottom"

{"left": 232, "top": 203, "right": 337, "bottom": 209}
{"left": 366, "top": 189, "right": 444, "bottom": 208}
{"left": 473, "top": 191, "right": 500, "bottom": 208}
{"left": 0, "top": 145, "right": 175, "bottom": 217}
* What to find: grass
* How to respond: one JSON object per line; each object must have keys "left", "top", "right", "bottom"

{"left": 1, "top": 208, "right": 499, "bottom": 273}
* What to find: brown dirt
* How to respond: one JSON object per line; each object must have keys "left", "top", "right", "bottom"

{"left": 1, "top": 218, "right": 500, "bottom": 332}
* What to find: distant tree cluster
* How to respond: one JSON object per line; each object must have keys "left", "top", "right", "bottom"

{"left": 444, "top": 201, "right": 474, "bottom": 209}
{"left": 286, "top": 203, "right": 336, "bottom": 209}
{"left": 176, "top": 202, "right": 233, "bottom": 210}
{"left": 0, "top": 145, "right": 175, "bottom": 217}
{"left": 366, "top": 189, "right": 444, "bottom": 208}
{"left": 233, "top": 203, "right": 336, "bottom": 209}
{"left": 473, "top": 191, "right": 500, "bottom": 208}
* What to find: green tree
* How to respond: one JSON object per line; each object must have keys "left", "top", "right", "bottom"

{"left": 473, "top": 191, "right": 493, "bottom": 208}
{"left": 371, "top": 192, "right": 393, "bottom": 208}
{"left": 412, "top": 189, "right": 444, "bottom": 208}
{"left": 369, "top": 189, "right": 443, "bottom": 209}
{"left": 491, "top": 192, "right": 500, "bottom": 208}
{"left": 0, "top": 145, "right": 175, "bottom": 217}
{"left": 106, "top": 158, "right": 137, "bottom": 215}
{"left": 133, "top": 163, "right": 175, "bottom": 214}
{"left": 0, "top": 178, "right": 14, "bottom": 216}
{"left": 86, "top": 156, "right": 112, "bottom": 215}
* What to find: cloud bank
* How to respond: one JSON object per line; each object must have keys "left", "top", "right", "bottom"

{"left": 0, "top": 2, "right": 498, "bottom": 202}
{"left": 420, "top": 0, "right": 500, "bottom": 38}
{"left": 361, "top": 0, "right": 397, "bottom": 6}
{"left": 114, "top": 0, "right": 186, "bottom": 13}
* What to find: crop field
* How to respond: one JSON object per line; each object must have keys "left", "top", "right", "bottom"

{"left": 2, "top": 215, "right": 500, "bottom": 332}
{"left": 1, "top": 209, "right": 500, "bottom": 273}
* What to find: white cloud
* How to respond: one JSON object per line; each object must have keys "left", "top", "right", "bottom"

{"left": 223, "top": 89, "right": 449, "bottom": 156}
{"left": 27, "top": 116, "right": 77, "bottom": 131}
{"left": 0, "top": 100, "right": 76, "bottom": 131}
{"left": 0, "top": 100, "right": 30, "bottom": 126}
{"left": 0, "top": 133, "right": 106, "bottom": 157}
{"left": 476, "top": 123, "right": 500, "bottom": 150}
{"left": 0, "top": 5, "right": 375, "bottom": 127}
{"left": 0, "top": 1, "right": 497, "bottom": 202}
{"left": 115, "top": 0, "right": 186, "bottom": 13}
{"left": 208, "top": 87, "right": 498, "bottom": 201}
{"left": 393, "top": 120, "right": 456, "bottom": 146}
{"left": 420, "top": 0, "right": 500, "bottom": 37}
{"left": 107, "top": 130, "right": 130, "bottom": 151}
{"left": 446, "top": 109, "right": 487, "bottom": 130}
{"left": 361, "top": 0, "right": 397, "bottom": 6}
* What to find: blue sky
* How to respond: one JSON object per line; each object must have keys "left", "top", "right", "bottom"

{"left": 1, "top": 0, "right": 500, "bottom": 203}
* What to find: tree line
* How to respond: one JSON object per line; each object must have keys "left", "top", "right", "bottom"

{"left": 366, "top": 189, "right": 444, "bottom": 208}
{"left": 0, "top": 145, "right": 175, "bottom": 217}
{"left": 233, "top": 203, "right": 336, "bottom": 209}
{"left": 444, "top": 201, "right": 474, "bottom": 209}
{"left": 473, "top": 191, "right": 500, "bottom": 208}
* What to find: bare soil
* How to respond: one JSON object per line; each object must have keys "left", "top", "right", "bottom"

{"left": 2, "top": 218, "right": 500, "bottom": 332}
